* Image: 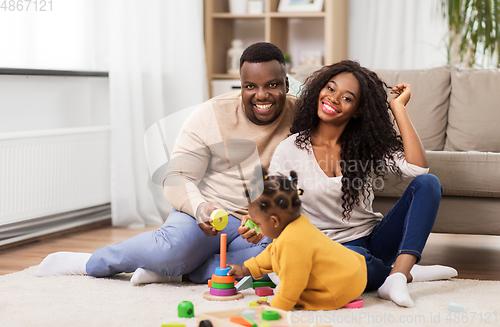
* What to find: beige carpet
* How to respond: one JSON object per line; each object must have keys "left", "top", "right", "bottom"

{"left": 0, "top": 266, "right": 499, "bottom": 327}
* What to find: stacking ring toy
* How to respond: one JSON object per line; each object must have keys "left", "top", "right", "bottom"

{"left": 244, "top": 219, "right": 261, "bottom": 233}
{"left": 210, "top": 209, "right": 228, "bottom": 231}
{"left": 211, "top": 275, "right": 235, "bottom": 283}
{"left": 215, "top": 267, "right": 231, "bottom": 276}
{"left": 209, "top": 288, "right": 237, "bottom": 296}
{"left": 262, "top": 311, "right": 280, "bottom": 320}
{"left": 343, "top": 298, "right": 364, "bottom": 309}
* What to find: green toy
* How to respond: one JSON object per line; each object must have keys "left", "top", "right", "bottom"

{"left": 262, "top": 310, "right": 280, "bottom": 321}
{"left": 252, "top": 281, "right": 276, "bottom": 289}
{"left": 177, "top": 301, "right": 194, "bottom": 318}
{"left": 244, "top": 219, "right": 261, "bottom": 233}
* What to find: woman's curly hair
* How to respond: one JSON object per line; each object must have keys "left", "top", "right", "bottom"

{"left": 291, "top": 60, "right": 404, "bottom": 221}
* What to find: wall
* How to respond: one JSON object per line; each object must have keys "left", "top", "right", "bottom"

{"left": 0, "top": 74, "right": 109, "bottom": 133}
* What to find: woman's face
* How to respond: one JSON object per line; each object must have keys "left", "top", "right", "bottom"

{"left": 316, "top": 72, "right": 361, "bottom": 126}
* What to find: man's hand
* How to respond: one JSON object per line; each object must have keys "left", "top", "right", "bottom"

{"left": 227, "top": 263, "right": 251, "bottom": 279}
{"left": 238, "top": 215, "right": 263, "bottom": 244}
{"left": 196, "top": 202, "right": 224, "bottom": 236}
{"left": 198, "top": 221, "right": 220, "bottom": 236}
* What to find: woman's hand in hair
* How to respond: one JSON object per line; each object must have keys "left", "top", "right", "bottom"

{"left": 389, "top": 83, "right": 411, "bottom": 110}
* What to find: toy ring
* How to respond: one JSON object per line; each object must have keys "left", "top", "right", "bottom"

{"left": 244, "top": 219, "right": 261, "bottom": 233}
{"left": 210, "top": 209, "right": 228, "bottom": 231}
{"left": 343, "top": 298, "right": 364, "bottom": 309}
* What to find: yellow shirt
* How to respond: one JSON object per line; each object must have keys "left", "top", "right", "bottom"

{"left": 244, "top": 215, "right": 367, "bottom": 311}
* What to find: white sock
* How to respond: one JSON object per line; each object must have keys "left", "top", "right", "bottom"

{"left": 130, "top": 268, "right": 182, "bottom": 286}
{"left": 36, "top": 252, "right": 91, "bottom": 276}
{"left": 410, "top": 264, "right": 458, "bottom": 282}
{"left": 377, "top": 272, "right": 414, "bottom": 308}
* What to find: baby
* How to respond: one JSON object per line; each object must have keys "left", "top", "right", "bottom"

{"left": 228, "top": 167, "right": 367, "bottom": 311}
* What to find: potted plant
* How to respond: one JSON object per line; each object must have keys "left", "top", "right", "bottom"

{"left": 441, "top": 0, "right": 500, "bottom": 67}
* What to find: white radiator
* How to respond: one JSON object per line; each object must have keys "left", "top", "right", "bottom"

{"left": 0, "top": 126, "right": 111, "bottom": 230}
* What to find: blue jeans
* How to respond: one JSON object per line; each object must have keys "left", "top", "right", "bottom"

{"left": 86, "top": 209, "right": 271, "bottom": 283}
{"left": 343, "top": 174, "right": 442, "bottom": 291}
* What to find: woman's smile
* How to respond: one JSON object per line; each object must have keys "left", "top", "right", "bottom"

{"left": 321, "top": 101, "right": 340, "bottom": 115}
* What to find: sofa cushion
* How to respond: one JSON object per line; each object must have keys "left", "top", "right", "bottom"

{"left": 374, "top": 150, "right": 500, "bottom": 198}
{"left": 375, "top": 66, "right": 451, "bottom": 151}
{"left": 374, "top": 196, "right": 500, "bottom": 236}
{"left": 444, "top": 67, "right": 500, "bottom": 152}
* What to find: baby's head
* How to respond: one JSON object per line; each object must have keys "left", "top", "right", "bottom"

{"left": 247, "top": 167, "right": 303, "bottom": 239}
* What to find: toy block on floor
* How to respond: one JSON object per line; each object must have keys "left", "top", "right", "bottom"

{"left": 261, "top": 310, "right": 280, "bottom": 321}
{"left": 448, "top": 301, "right": 464, "bottom": 312}
{"left": 249, "top": 297, "right": 268, "bottom": 307}
{"left": 236, "top": 276, "right": 253, "bottom": 291}
{"left": 242, "top": 317, "right": 257, "bottom": 327}
{"left": 162, "top": 323, "right": 185, "bottom": 327}
{"left": 252, "top": 281, "right": 276, "bottom": 289}
{"left": 198, "top": 320, "right": 213, "bottom": 327}
{"left": 178, "top": 301, "right": 194, "bottom": 318}
{"left": 240, "top": 309, "right": 256, "bottom": 320}
{"left": 197, "top": 306, "right": 289, "bottom": 327}
{"left": 255, "top": 286, "right": 274, "bottom": 296}
{"left": 230, "top": 317, "right": 252, "bottom": 327}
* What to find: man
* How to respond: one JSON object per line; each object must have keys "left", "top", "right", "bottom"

{"left": 36, "top": 42, "right": 297, "bottom": 284}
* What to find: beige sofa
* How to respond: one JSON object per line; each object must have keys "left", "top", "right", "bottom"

{"left": 291, "top": 65, "right": 500, "bottom": 236}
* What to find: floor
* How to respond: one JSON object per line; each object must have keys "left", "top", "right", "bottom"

{"left": 1, "top": 224, "right": 500, "bottom": 280}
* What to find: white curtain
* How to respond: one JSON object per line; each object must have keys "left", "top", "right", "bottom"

{"left": 109, "top": 0, "right": 208, "bottom": 227}
{"left": 0, "top": 0, "right": 106, "bottom": 70}
{"left": 348, "top": 0, "right": 449, "bottom": 70}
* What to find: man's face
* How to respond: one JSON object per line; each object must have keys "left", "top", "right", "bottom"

{"left": 240, "top": 60, "right": 289, "bottom": 125}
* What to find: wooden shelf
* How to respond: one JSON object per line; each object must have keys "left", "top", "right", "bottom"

{"left": 212, "top": 13, "right": 266, "bottom": 18}
{"left": 268, "top": 12, "right": 326, "bottom": 18}
{"left": 205, "top": 0, "right": 348, "bottom": 97}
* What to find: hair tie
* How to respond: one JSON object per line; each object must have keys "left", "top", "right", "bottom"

{"left": 288, "top": 176, "right": 293, "bottom": 181}
{"left": 297, "top": 189, "right": 303, "bottom": 195}
{"left": 264, "top": 175, "right": 268, "bottom": 180}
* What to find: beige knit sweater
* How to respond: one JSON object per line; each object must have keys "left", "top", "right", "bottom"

{"left": 163, "top": 91, "right": 296, "bottom": 219}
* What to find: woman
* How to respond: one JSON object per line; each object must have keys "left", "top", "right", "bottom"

{"left": 269, "top": 60, "right": 457, "bottom": 307}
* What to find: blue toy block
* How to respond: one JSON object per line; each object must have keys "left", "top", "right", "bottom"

{"left": 240, "top": 309, "right": 257, "bottom": 320}
{"left": 448, "top": 301, "right": 464, "bottom": 312}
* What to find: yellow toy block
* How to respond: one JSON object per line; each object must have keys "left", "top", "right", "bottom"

{"left": 249, "top": 297, "right": 268, "bottom": 307}
{"left": 162, "top": 323, "right": 185, "bottom": 327}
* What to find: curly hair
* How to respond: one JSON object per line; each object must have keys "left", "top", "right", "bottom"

{"left": 290, "top": 60, "right": 404, "bottom": 221}
{"left": 247, "top": 166, "right": 303, "bottom": 218}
